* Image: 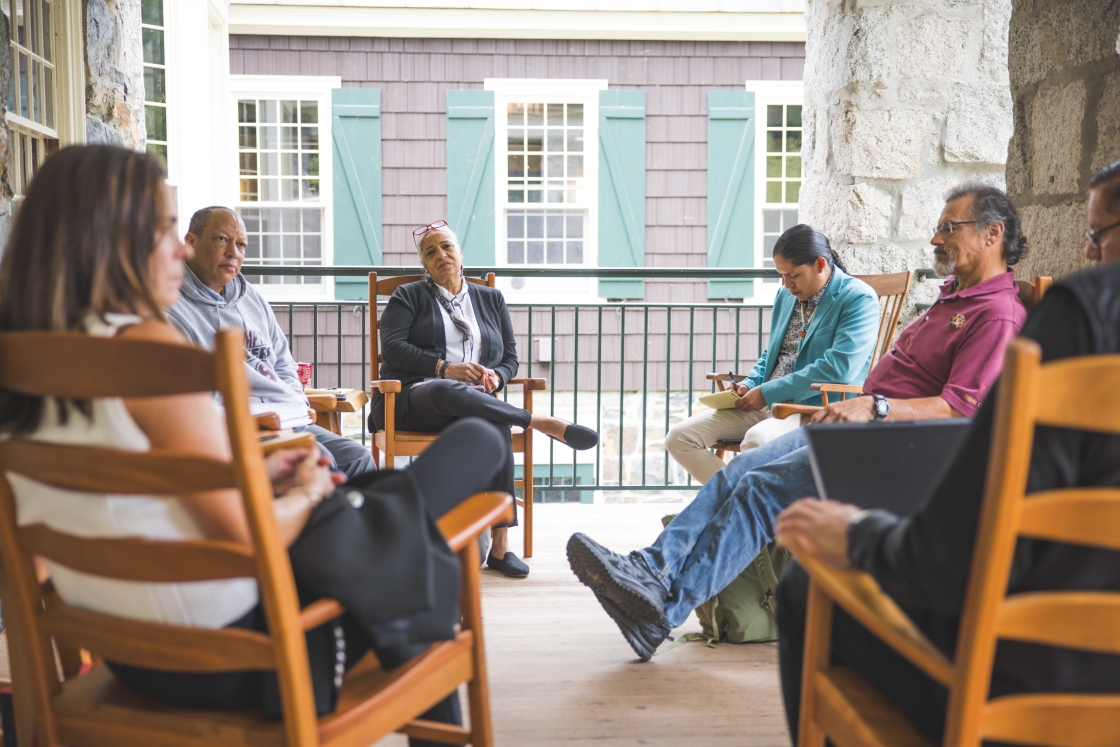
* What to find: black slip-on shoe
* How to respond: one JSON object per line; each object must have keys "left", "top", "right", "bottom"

{"left": 546, "top": 423, "right": 599, "bottom": 451}
{"left": 486, "top": 551, "right": 530, "bottom": 578}
{"left": 593, "top": 591, "right": 671, "bottom": 662}
{"left": 566, "top": 532, "right": 667, "bottom": 624}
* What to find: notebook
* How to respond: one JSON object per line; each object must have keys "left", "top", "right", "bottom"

{"left": 697, "top": 390, "right": 742, "bottom": 410}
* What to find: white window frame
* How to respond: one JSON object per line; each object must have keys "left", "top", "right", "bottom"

{"left": 229, "top": 74, "right": 339, "bottom": 301}
{"left": 485, "top": 77, "right": 606, "bottom": 303}
{"left": 745, "top": 80, "right": 804, "bottom": 305}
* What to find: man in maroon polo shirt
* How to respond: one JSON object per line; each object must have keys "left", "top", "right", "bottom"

{"left": 564, "top": 183, "right": 1031, "bottom": 662}
{"left": 813, "top": 183, "right": 1027, "bottom": 423}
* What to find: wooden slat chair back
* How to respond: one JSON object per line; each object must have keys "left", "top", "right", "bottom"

{"left": 0, "top": 329, "right": 507, "bottom": 747}
{"left": 369, "top": 271, "right": 546, "bottom": 557}
{"left": 795, "top": 337, "right": 1120, "bottom": 747}
{"left": 711, "top": 270, "right": 913, "bottom": 456}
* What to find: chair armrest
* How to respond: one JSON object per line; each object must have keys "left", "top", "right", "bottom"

{"left": 437, "top": 492, "right": 514, "bottom": 552}
{"left": 254, "top": 412, "right": 281, "bottom": 431}
{"left": 370, "top": 379, "right": 402, "bottom": 394}
{"left": 793, "top": 548, "right": 953, "bottom": 686}
{"left": 810, "top": 383, "right": 864, "bottom": 395}
{"left": 300, "top": 598, "right": 346, "bottom": 630}
{"left": 508, "top": 377, "right": 547, "bottom": 391}
{"left": 306, "top": 393, "right": 338, "bottom": 412}
{"left": 258, "top": 430, "right": 318, "bottom": 455}
{"left": 772, "top": 403, "right": 821, "bottom": 420}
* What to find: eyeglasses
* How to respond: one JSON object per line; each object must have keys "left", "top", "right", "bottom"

{"left": 1085, "top": 218, "right": 1120, "bottom": 249}
{"left": 413, "top": 220, "right": 449, "bottom": 244}
{"left": 931, "top": 220, "right": 979, "bottom": 237}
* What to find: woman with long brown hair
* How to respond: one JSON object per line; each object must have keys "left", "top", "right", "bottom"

{"left": 0, "top": 145, "right": 509, "bottom": 743}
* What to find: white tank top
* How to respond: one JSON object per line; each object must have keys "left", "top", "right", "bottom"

{"left": 6, "top": 314, "right": 259, "bottom": 629}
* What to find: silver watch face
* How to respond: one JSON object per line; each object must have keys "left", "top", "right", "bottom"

{"left": 874, "top": 398, "right": 889, "bottom": 418}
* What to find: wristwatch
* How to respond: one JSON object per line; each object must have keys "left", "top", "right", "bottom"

{"left": 871, "top": 394, "right": 890, "bottom": 421}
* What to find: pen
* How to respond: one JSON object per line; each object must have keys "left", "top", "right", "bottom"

{"left": 729, "top": 371, "right": 740, "bottom": 395}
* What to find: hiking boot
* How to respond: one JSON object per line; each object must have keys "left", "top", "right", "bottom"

{"left": 567, "top": 532, "right": 667, "bottom": 624}
{"left": 592, "top": 591, "right": 672, "bottom": 662}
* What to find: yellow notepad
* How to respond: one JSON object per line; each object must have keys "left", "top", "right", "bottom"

{"left": 697, "top": 390, "right": 742, "bottom": 410}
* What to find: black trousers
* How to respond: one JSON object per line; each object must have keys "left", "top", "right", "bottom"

{"left": 776, "top": 561, "right": 951, "bottom": 745}
{"left": 396, "top": 380, "right": 531, "bottom": 528}
{"left": 110, "top": 419, "right": 515, "bottom": 747}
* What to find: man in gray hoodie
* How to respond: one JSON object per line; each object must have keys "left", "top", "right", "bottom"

{"left": 167, "top": 206, "right": 376, "bottom": 478}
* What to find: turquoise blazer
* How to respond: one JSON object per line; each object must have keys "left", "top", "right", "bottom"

{"left": 742, "top": 267, "right": 880, "bottom": 407}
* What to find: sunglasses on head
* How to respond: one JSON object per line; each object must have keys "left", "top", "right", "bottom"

{"left": 413, "top": 220, "right": 449, "bottom": 243}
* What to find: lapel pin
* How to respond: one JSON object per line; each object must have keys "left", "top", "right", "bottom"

{"left": 950, "top": 314, "right": 966, "bottom": 329}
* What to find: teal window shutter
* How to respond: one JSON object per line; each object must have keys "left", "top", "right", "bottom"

{"left": 332, "top": 88, "right": 382, "bottom": 300}
{"left": 707, "top": 91, "right": 755, "bottom": 300}
{"left": 446, "top": 90, "right": 495, "bottom": 265}
{"left": 598, "top": 90, "right": 646, "bottom": 300}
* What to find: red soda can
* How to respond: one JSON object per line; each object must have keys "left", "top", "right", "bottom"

{"left": 296, "top": 362, "right": 313, "bottom": 387}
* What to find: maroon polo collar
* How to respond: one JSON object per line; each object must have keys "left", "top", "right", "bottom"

{"left": 939, "top": 269, "right": 1016, "bottom": 300}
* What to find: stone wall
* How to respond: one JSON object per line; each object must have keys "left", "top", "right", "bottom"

{"left": 84, "top": 0, "right": 145, "bottom": 147}
{"left": 1006, "top": 0, "right": 1120, "bottom": 281}
{"left": 800, "top": 0, "right": 1013, "bottom": 308}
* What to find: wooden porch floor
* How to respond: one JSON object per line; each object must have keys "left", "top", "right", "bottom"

{"left": 380, "top": 502, "right": 791, "bottom": 747}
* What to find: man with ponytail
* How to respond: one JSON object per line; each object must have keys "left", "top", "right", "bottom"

{"left": 665, "top": 224, "right": 880, "bottom": 484}
{"left": 566, "top": 185, "right": 1028, "bottom": 662}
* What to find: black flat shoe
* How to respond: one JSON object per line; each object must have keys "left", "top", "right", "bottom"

{"left": 549, "top": 423, "right": 599, "bottom": 451}
{"left": 486, "top": 551, "right": 530, "bottom": 578}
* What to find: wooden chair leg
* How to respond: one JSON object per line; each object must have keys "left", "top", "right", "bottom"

{"left": 459, "top": 540, "right": 494, "bottom": 747}
{"left": 797, "top": 579, "right": 833, "bottom": 747}
{"left": 522, "top": 388, "right": 534, "bottom": 559}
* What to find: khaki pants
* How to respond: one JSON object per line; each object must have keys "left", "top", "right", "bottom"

{"left": 665, "top": 407, "right": 802, "bottom": 484}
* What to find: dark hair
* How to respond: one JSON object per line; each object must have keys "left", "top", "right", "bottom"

{"left": 188, "top": 205, "right": 237, "bottom": 238}
{"left": 1088, "top": 159, "right": 1120, "bottom": 213}
{"left": 945, "top": 183, "right": 1028, "bottom": 266}
{"left": 0, "top": 145, "right": 168, "bottom": 435}
{"left": 772, "top": 224, "right": 847, "bottom": 273}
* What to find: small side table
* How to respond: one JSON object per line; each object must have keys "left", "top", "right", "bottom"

{"left": 306, "top": 390, "right": 370, "bottom": 436}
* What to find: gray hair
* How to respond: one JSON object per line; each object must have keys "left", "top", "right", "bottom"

{"left": 187, "top": 206, "right": 237, "bottom": 238}
{"left": 945, "top": 183, "right": 1028, "bottom": 266}
{"left": 415, "top": 223, "right": 460, "bottom": 251}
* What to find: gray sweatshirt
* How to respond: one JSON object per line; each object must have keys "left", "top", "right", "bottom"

{"left": 166, "top": 265, "right": 308, "bottom": 409}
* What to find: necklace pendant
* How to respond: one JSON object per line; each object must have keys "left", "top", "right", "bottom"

{"left": 798, "top": 330, "right": 806, "bottom": 339}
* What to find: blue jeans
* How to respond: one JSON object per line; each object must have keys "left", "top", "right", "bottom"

{"left": 636, "top": 427, "right": 818, "bottom": 627}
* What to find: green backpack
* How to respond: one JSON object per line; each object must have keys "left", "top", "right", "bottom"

{"left": 659, "top": 514, "right": 793, "bottom": 648}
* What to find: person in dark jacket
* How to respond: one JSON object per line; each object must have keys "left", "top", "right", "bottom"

{"left": 774, "top": 259, "right": 1120, "bottom": 744}
{"left": 371, "top": 220, "right": 598, "bottom": 577}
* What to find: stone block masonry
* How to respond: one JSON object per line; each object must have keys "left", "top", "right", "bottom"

{"left": 85, "top": 0, "right": 146, "bottom": 148}
{"left": 800, "top": 0, "right": 1014, "bottom": 314}
{"left": 1007, "top": 0, "right": 1120, "bottom": 282}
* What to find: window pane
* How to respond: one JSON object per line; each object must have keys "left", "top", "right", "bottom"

{"left": 785, "top": 181, "right": 801, "bottom": 203}
{"left": 244, "top": 234, "right": 260, "bottom": 259}
{"left": 507, "top": 241, "right": 524, "bottom": 263}
{"left": 7, "top": 49, "right": 15, "bottom": 113}
{"left": 260, "top": 152, "right": 277, "bottom": 176}
{"left": 303, "top": 208, "right": 321, "bottom": 232}
{"left": 785, "top": 130, "right": 801, "bottom": 153}
{"left": 144, "top": 66, "right": 165, "bottom": 103}
{"left": 567, "top": 103, "right": 582, "bottom": 126}
{"left": 766, "top": 156, "right": 782, "bottom": 178}
{"left": 547, "top": 130, "right": 563, "bottom": 153}
{"left": 547, "top": 189, "right": 563, "bottom": 203}
{"left": 260, "top": 100, "right": 276, "bottom": 123}
{"left": 567, "top": 155, "right": 583, "bottom": 178}
{"left": 764, "top": 234, "right": 777, "bottom": 260}
{"left": 787, "top": 105, "right": 802, "bottom": 128}
{"left": 141, "top": 0, "right": 162, "bottom": 26}
{"left": 547, "top": 241, "right": 563, "bottom": 263}
{"left": 260, "top": 178, "right": 278, "bottom": 201}
{"left": 26, "top": 0, "right": 35, "bottom": 55}
{"left": 566, "top": 214, "right": 583, "bottom": 238}
{"left": 29, "top": 58, "right": 37, "bottom": 122}
{"left": 238, "top": 126, "right": 256, "bottom": 149}
{"left": 786, "top": 156, "right": 801, "bottom": 178}
{"left": 766, "top": 181, "right": 781, "bottom": 203}
{"left": 281, "top": 126, "right": 298, "bottom": 150}
{"left": 507, "top": 190, "right": 524, "bottom": 203}
{"left": 239, "top": 153, "right": 257, "bottom": 175}
{"left": 142, "top": 28, "right": 164, "bottom": 65}
{"left": 303, "top": 179, "right": 319, "bottom": 199}
{"left": 280, "top": 152, "right": 298, "bottom": 176}
{"left": 526, "top": 155, "right": 541, "bottom": 178}
{"left": 526, "top": 103, "right": 543, "bottom": 126}
{"left": 238, "top": 100, "right": 256, "bottom": 123}
{"left": 239, "top": 178, "right": 258, "bottom": 201}
{"left": 260, "top": 126, "right": 277, "bottom": 150}
{"left": 763, "top": 210, "right": 780, "bottom": 233}
{"left": 507, "top": 154, "right": 524, "bottom": 177}
{"left": 567, "top": 241, "right": 583, "bottom": 264}
{"left": 507, "top": 129, "right": 523, "bottom": 151}
{"left": 783, "top": 210, "right": 798, "bottom": 226}
{"left": 526, "top": 129, "right": 542, "bottom": 152}
{"left": 300, "top": 101, "right": 317, "bottom": 124}
{"left": 40, "top": 0, "right": 49, "bottom": 61}
{"left": 507, "top": 102, "right": 524, "bottom": 123}
{"left": 262, "top": 234, "right": 281, "bottom": 259}
{"left": 526, "top": 214, "right": 543, "bottom": 238}
{"left": 241, "top": 209, "right": 260, "bottom": 231}
{"left": 766, "top": 131, "right": 781, "bottom": 153}
{"left": 507, "top": 214, "right": 523, "bottom": 238}
{"left": 301, "top": 127, "right": 318, "bottom": 150}
{"left": 146, "top": 143, "right": 167, "bottom": 167}
{"left": 14, "top": 0, "right": 23, "bottom": 47}
{"left": 767, "top": 105, "right": 782, "bottom": 127}
{"left": 302, "top": 153, "right": 318, "bottom": 176}
{"left": 546, "top": 214, "right": 563, "bottom": 238}
{"left": 567, "top": 129, "right": 582, "bottom": 153}
{"left": 145, "top": 105, "right": 166, "bottom": 141}
{"left": 42, "top": 64, "right": 51, "bottom": 127}
{"left": 546, "top": 103, "right": 563, "bottom": 126}
{"left": 527, "top": 190, "right": 543, "bottom": 203}
{"left": 546, "top": 154, "right": 563, "bottom": 177}
{"left": 281, "top": 178, "right": 299, "bottom": 201}
{"left": 527, "top": 240, "right": 544, "bottom": 263}
{"left": 280, "top": 100, "right": 297, "bottom": 123}
{"left": 304, "top": 234, "right": 321, "bottom": 259}
{"left": 283, "top": 234, "right": 300, "bottom": 259}
{"left": 17, "top": 51, "right": 26, "bottom": 117}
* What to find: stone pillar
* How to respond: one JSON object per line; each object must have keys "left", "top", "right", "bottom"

{"left": 800, "top": 0, "right": 1013, "bottom": 308}
{"left": 84, "top": 0, "right": 145, "bottom": 148}
{"left": 1007, "top": 1, "right": 1120, "bottom": 281}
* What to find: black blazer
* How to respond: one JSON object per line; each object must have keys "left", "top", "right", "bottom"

{"left": 371, "top": 280, "right": 519, "bottom": 430}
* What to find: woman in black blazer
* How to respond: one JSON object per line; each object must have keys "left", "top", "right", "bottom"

{"left": 371, "top": 220, "right": 597, "bottom": 577}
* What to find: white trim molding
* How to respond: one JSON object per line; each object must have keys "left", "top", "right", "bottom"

{"left": 228, "top": 4, "right": 805, "bottom": 42}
